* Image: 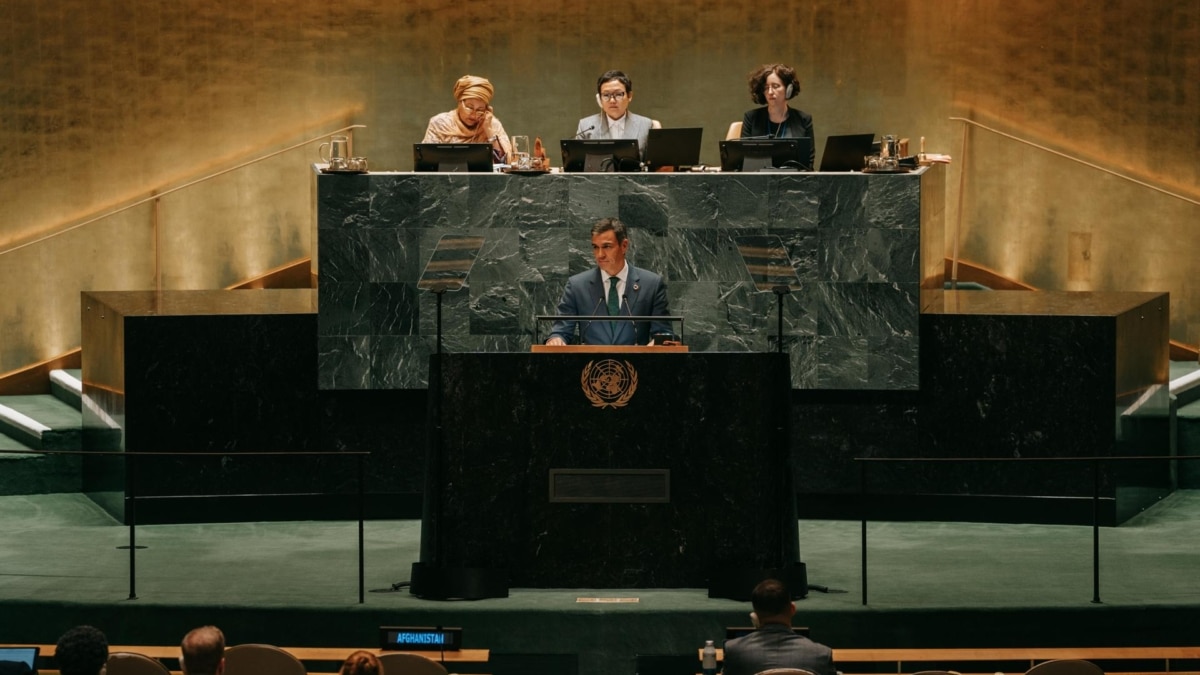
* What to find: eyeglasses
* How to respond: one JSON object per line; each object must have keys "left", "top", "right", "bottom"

{"left": 599, "top": 91, "right": 627, "bottom": 102}
{"left": 460, "top": 101, "right": 488, "bottom": 115}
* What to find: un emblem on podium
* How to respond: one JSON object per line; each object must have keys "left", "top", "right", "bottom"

{"left": 581, "top": 359, "right": 638, "bottom": 409}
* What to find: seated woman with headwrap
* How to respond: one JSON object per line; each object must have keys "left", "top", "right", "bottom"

{"left": 423, "top": 74, "right": 512, "bottom": 164}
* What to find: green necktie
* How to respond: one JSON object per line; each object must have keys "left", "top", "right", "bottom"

{"left": 607, "top": 277, "right": 620, "bottom": 332}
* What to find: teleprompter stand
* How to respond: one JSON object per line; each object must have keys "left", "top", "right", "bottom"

{"left": 407, "top": 235, "right": 509, "bottom": 600}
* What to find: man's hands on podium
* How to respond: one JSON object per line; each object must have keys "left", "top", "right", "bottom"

{"left": 543, "top": 337, "right": 658, "bottom": 346}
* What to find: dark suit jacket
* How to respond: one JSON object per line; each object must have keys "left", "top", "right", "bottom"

{"left": 548, "top": 264, "right": 670, "bottom": 345}
{"left": 722, "top": 623, "right": 836, "bottom": 675}
{"left": 741, "top": 107, "right": 816, "bottom": 169}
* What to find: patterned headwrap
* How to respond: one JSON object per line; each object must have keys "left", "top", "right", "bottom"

{"left": 454, "top": 75, "right": 495, "bottom": 106}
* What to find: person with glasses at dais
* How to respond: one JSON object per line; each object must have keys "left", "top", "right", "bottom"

{"left": 423, "top": 74, "right": 512, "bottom": 164}
{"left": 575, "top": 70, "right": 659, "bottom": 158}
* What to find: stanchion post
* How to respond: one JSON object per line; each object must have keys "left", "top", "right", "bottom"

{"left": 1092, "top": 458, "right": 1101, "bottom": 604}
{"left": 128, "top": 452, "right": 138, "bottom": 600}
{"left": 860, "top": 459, "right": 868, "bottom": 606}
{"left": 358, "top": 453, "right": 365, "bottom": 605}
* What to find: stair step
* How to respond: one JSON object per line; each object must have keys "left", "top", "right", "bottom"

{"left": 0, "top": 395, "right": 83, "bottom": 450}
{"left": 0, "top": 431, "right": 37, "bottom": 454}
{"left": 0, "top": 442, "right": 81, "bottom": 495}
{"left": 49, "top": 368, "right": 83, "bottom": 411}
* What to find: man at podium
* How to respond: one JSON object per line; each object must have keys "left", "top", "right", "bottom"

{"left": 545, "top": 217, "right": 670, "bottom": 346}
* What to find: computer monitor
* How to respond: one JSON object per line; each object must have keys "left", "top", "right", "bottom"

{"left": 413, "top": 143, "right": 494, "bottom": 172}
{"left": 818, "top": 133, "right": 876, "bottom": 171}
{"left": 0, "top": 647, "right": 38, "bottom": 674}
{"left": 644, "top": 127, "right": 704, "bottom": 171}
{"left": 719, "top": 138, "right": 814, "bottom": 172}
{"left": 560, "top": 139, "right": 641, "bottom": 172}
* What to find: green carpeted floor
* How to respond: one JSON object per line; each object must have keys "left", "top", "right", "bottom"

{"left": 2, "top": 492, "right": 1198, "bottom": 675}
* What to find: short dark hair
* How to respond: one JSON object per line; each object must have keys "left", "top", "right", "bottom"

{"left": 751, "top": 578, "right": 792, "bottom": 616}
{"left": 339, "top": 650, "right": 383, "bottom": 675}
{"left": 591, "top": 217, "right": 628, "bottom": 244}
{"left": 747, "top": 63, "right": 800, "bottom": 105}
{"left": 56, "top": 625, "right": 108, "bottom": 675}
{"left": 597, "top": 70, "right": 633, "bottom": 94}
{"left": 181, "top": 625, "right": 225, "bottom": 675}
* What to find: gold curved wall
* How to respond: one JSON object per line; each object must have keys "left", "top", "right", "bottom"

{"left": 2, "top": 0, "right": 1198, "bottom": 372}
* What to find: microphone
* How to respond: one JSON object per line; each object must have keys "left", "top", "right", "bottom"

{"left": 487, "top": 135, "right": 506, "bottom": 163}
{"left": 622, "top": 294, "right": 636, "bottom": 344}
{"left": 574, "top": 125, "right": 595, "bottom": 139}
{"left": 578, "top": 294, "right": 606, "bottom": 345}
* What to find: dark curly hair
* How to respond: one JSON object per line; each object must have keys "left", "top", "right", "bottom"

{"left": 55, "top": 625, "right": 108, "bottom": 675}
{"left": 747, "top": 63, "right": 800, "bottom": 105}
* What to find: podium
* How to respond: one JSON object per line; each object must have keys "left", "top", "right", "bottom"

{"left": 412, "top": 349, "right": 802, "bottom": 599}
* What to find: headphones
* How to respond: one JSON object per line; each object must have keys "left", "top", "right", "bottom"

{"left": 785, "top": 82, "right": 795, "bottom": 99}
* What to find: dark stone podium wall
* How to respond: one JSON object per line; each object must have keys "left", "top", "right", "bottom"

{"left": 426, "top": 352, "right": 796, "bottom": 588}
{"left": 315, "top": 167, "right": 945, "bottom": 391}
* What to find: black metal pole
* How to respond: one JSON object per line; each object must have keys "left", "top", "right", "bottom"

{"left": 1092, "top": 458, "right": 1101, "bottom": 604}
{"left": 436, "top": 291, "right": 444, "bottom": 356}
{"left": 776, "top": 292, "right": 785, "bottom": 354}
{"left": 860, "top": 460, "right": 868, "bottom": 606}
{"left": 358, "top": 453, "right": 365, "bottom": 605}
{"left": 128, "top": 453, "right": 137, "bottom": 600}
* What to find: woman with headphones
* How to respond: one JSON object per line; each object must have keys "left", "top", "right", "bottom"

{"left": 741, "top": 63, "right": 815, "bottom": 169}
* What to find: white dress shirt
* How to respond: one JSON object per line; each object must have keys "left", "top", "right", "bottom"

{"left": 601, "top": 264, "right": 628, "bottom": 311}
{"left": 606, "top": 113, "right": 628, "bottom": 139}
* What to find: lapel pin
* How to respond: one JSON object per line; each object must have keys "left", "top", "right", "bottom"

{"left": 632, "top": 283, "right": 639, "bottom": 291}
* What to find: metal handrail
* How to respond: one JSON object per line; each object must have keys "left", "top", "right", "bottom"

{"left": 855, "top": 453, "right": 1200, "bottom": 607}
{"left": 947, "top": 116, "right": 1200, "bottom": 288}
{"left": 0, "top": 124, "right": 366, "bottom": 258}
{"left": 0, "top": 447, "right": 370, "bottom": 603}
{"left": 949, "top": 117, "right": 1200, "bottom": 208}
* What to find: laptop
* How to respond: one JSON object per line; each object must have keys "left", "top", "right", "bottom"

{"left": 0, "top": 647, "right": 38, "bottom": 674}
{"left": 644, "top": 127, "right": 704, "bottom": 171}
{"left": 560, "top": 138, "right": 641, "bottom": 172}
{"left": 818, "top": 133, "right": 876, "bottom": 172}
{"left": 412, "top": 143, "right": 494, "bottom": 172}
{"left": 719, "top": 138, "right": 813, "bottom": 172}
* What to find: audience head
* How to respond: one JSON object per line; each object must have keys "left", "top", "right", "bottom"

{"left": 750, "top": 578, "right": 797, "bottom": 625}
{"left": 747, "top": 63, "right": 801, "bottom": 105}
{"left": 180, "top": 625, "right": 226, "bottom": 675}
{"left": 338, "top": 650, "right": 382, "bottom": 675}
{"left": 55, "top": 625, "right": 108, "bottom": 675}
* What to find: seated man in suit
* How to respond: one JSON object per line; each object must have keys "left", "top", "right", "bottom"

{"left": 722, "top": 579, "right": 836, "bottom": 675}
{"left": 576, "top": 70, "right": 657, "bottom": 158}
{"left": 546, "top": 217, "right": 670, "bottom": 346}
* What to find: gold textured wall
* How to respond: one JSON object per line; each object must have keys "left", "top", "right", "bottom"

{"left": 2, "top": 0, "right": 1199, "bottom": 373}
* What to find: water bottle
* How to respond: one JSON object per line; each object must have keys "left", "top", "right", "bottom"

{"left": 702, "top": 640, "right": 718, "bottom": 675}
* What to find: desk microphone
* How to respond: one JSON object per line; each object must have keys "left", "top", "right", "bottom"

{"left": 579, "top": 294, "right": 606, "bottom": 344}
{"left": 575, "top": 125, "right": 595, "bottom": 139}
{"left": 622, "top": 294, "right": 637, "bottom": 342}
